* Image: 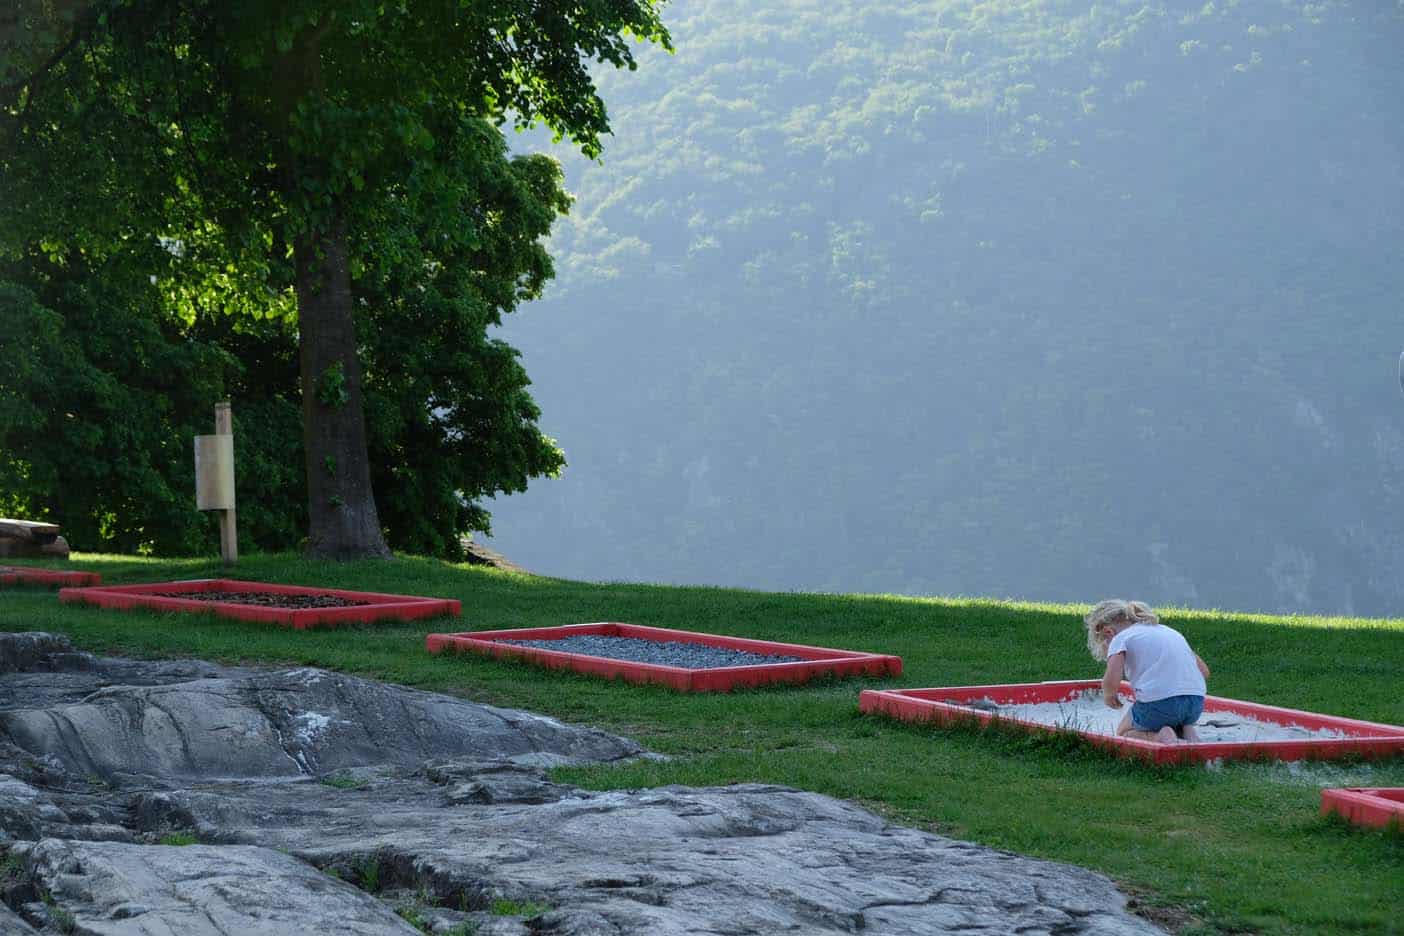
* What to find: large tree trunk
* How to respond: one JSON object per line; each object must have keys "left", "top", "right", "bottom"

{"left": 278, "top": 32, "right": 391, "bottom": 561}
{"left": 293, "top": 222, "right": 392, "bottom": 560}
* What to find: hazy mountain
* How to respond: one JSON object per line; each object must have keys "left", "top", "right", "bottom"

{"left": 483, "top": 0, "right": 1404, "bottom": 616}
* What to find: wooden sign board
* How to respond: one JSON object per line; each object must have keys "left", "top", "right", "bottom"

{"left": 194, "top": 434, "right": 236, "bottom": 510}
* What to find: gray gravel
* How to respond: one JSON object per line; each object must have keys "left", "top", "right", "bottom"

{"left": 498, "top": 635, "right": 803, "bottom": 669}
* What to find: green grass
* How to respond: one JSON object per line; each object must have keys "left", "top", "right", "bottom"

{"left": 320, "top": 772, "right": 370, "bottom": 790}
{"left": 354, "top": 854, "right": 382, "bottom": 894}
{"left": 157, "top": 831, "right": 199, "bottom": 846}
{"left": 40, "top": 891, "right": 76, "bottom": 935}
{"left": 0, "top": 850, "right": 24, "bottom": 882}
{"left": 395, "top": 905, "right": 430, "bottom": 932}
{"left": 489, "top": 897, "right": 551, "bottom": 917}
{"left": 2, "top": 551, "right": 1402, "bottom": 934}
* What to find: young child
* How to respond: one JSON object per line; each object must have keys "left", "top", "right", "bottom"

{"left": 1084, "top": 599, "right": 1210, "bottom": 744}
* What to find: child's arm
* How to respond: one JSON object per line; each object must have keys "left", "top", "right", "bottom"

{"left": 1101, "top": 652, "right": 1125, "bottom": 707}
{"left": 1195, "top": 653, "right": 1210, "bottom": 679}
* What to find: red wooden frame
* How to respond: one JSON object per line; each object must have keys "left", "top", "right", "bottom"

{"left": 1320, "top": 788, "right": 1404, "bottom": 829}
{"left": 859, "top": 680, "right": 1404, "bottom": 765}
{"left": 0, "top": 566, "right": 101, "bottom": 588}
{"left": 59, "top": 578, "right": 460, "bottom": 629}
{"left": 426, "top": 622, "right": 902, "bottom": 692}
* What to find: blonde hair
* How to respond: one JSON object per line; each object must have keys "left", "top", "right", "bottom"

{"left": 1083, "top": 599, "right": 1159, "bottom": 661}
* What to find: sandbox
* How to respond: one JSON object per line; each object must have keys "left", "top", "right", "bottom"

{"left": 59, "top": 579, "right": 460, "bottom": 629}
{"left": 426, "top": 622, "right": 902, "bottom": 691}
{"left": 0, "top": 566, "right": 101, "bottom": 588}
{"left": 858, "top": 680, "right": 1404, "bottom": 764}
{"left": 1320, "top": 788, "right": 1404, "bottom": 829}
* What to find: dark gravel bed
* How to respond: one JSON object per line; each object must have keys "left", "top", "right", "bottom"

{"left": 497, "top": 634, "right": 804, "bottom": 669}
{"left": 152, "top": 591, "right": 369, "bottom": 609}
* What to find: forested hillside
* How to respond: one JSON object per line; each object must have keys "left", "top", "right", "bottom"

{"left": 485, "top": 0, "right": 1404, "bottom": 615}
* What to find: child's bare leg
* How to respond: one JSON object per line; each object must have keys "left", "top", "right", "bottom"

{"left": 1114, "top": 709, "right": 1175, "bottom": 743}
{"left": 1180, "top": 723, "right": 1200, "bottom": 743}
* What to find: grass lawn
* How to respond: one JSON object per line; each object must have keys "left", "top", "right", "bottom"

{"left": 1, "top": 552, "right": 1401, "bottom": 935}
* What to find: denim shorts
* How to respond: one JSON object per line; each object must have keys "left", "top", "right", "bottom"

{"left": 1131, "top": 694, "right": 1204, "bottom": 732}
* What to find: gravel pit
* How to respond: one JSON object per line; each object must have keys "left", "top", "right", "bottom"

{"left": 498, "top": 634, "right": 804, "bottom": 669}
{"left": 152, "top": 591, "right": 370, "bottom": 609}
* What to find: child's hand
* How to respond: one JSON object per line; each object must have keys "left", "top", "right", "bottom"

{"left": 1101, "top": 652, "right": 1126, "bottom": 707}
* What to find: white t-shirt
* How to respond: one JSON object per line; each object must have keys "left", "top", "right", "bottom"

{"left": 1106, "top": 623, "right": 1205, "bottom": 702}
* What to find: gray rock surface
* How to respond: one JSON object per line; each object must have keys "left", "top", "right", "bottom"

{"left": 0, "top": 902, "right": 37, "bottom": 934}
{"left": 0, "top": 633, "right": 1166, "bottom": 935}
{"left": 0, "top": 649, "right": 635, "bottom": 786}
{"left": 12, "top": 839, "right": 420, "bottom": 935}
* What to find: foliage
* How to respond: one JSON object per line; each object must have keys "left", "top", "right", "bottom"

{"left": 0, "top": 850, "right": 23, "bottom": 882}
{"left": 354, "top": 116, "right": 569, "bottom": 557}
{"left": 0, "top": 269, "right": 232, "bottom": 554}
{"left": 158, "top": 831, "right": 199, "bottom": 846}
{"left": 4, "top": 551, "right": 1403, "bottom": 934}
{"left": 395, "top": 906, "right": 430, "bottom": 932}
{"left": 354, "top": 854, "right": 381, "bottom": 894}
{"left": 320, "top": 772, "right": 369, "bottom": 790}
{"left": 0, "top": 255, "right": 318, "bottom": 555}
{"left": 0, "top": 231, "right": 562, "bottom": 559}
{"left": 0, "top": 0, "right": 669, "bottom": 557}
{"left": 40, "top": 886, "right": 78, "bottom": 935}
{"left": 489, "top": 897, "right": 551, "bottom": 917}
{"left": 315, "top": 363, "right": 349, "bottom": 409}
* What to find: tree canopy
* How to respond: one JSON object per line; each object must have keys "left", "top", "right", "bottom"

{"left": 1, "top": 0, "right": 670, "bottom": 558}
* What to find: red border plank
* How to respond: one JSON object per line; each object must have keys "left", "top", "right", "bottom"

{"left": 0, "top": 567, "right": 101, "bottom": 588}
{"left": 1320, "top": 788, "right": 1404, "bottom": 829}
{"left": 58, "top": 579, "right": 459, "bottom": 629}
{"left": 426, "top": 622, "right": 902, "bottom": 692}
{"left": 858, "top": 680, "right": 1404, "bottom": 765}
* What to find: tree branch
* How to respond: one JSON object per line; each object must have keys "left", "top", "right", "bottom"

{"left": 0, "top": 14, "right": 95, "bottom": 106}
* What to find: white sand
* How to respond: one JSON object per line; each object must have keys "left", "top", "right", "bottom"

{"left": 950, "top": 689, "right": 1345, "bottom": 743}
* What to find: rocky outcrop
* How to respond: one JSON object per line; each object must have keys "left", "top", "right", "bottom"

{"left": 0, "top": 903, "right": 38, "bottom": 934}
{"left": 0, "top": 665, "right": 635, "bottom": 786}
{"left": 0, "top": 633, "right": 1165, "bottom": 935}
{"left": 11, "top": 839, "right": 421, "bottom": 935}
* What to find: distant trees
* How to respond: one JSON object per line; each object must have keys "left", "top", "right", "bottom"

{"left": 0, "top": 1, "right": 669, "bottom": 558}
{"left": 480, "top": 0, "right": 1404, "bottom": 614}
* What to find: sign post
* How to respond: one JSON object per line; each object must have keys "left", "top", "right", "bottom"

{"left": 195, "top": 401, "right": 238, "bottom": 565}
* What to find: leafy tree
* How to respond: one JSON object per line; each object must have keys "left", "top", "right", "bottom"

{"left": 0, "top": 0, "right": 670, "bottom": 558}
{"left": 0, "top": 113, "right": 570, "bottom": 560}
{"left": 355, "top": 117, "right": 570, "bottom": 559}
{"left": 0, "top": 265, "right": 233, "bottom": 554}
